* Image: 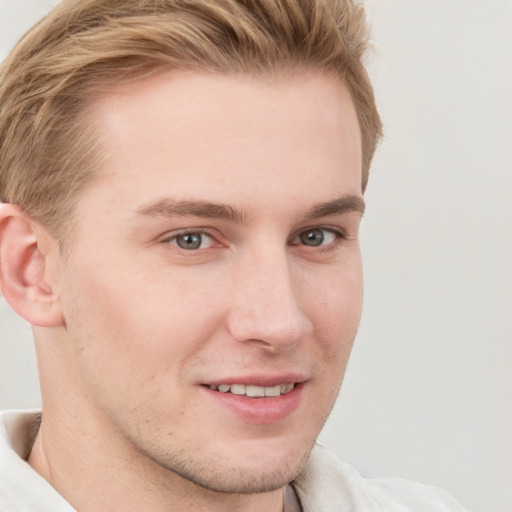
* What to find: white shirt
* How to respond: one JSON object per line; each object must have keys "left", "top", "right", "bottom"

{"left": 0, "top": 410, "right": 468, "bottom": 511}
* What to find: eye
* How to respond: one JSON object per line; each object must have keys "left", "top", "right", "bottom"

{"left": 292, "top": 228, "right": 341, "bottom": 247}
{"left": 167, "top": 231, "right": 214, "bottom": 250}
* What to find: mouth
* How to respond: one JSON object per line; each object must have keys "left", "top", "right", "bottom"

{"left": 201, "top": 380, "right": 303, "bottom": 423}
{"left": 206, "top": 383, "right": 295, "bottom": 397}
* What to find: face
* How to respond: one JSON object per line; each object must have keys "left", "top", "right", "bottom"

{"left": 54, "top": 71, "right": 363, "bottom": 493}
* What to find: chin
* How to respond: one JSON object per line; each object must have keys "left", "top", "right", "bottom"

{"left": 178, "top": 451, "right": 311, "bottom": 494}
{"left": 151, "top": 436, "right": 314, "bottom": 494}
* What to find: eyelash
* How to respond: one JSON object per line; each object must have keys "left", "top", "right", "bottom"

{"left": 290, "top": 227, "right": 346, "bottom": 251}
{"left": 161, "top": 228, "right": 216, "bottom": 251}
{"left": 160, "top": 226, "right": 347, "bottom": 252}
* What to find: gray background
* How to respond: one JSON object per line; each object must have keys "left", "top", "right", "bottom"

{"left": 1, "top": 1, "right": 511, "bottom": 511}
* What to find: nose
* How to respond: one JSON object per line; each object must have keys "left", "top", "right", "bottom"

{"left": 227, "top": 248, "right": 313, "bottom": 352}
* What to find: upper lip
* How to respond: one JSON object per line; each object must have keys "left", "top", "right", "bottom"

{"left": 202, "top": 374, "right": 307, "bottom": 388}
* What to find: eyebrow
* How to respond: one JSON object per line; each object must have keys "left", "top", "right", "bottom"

{"left": 135, "top": 194, "right": 365, "bottom": 222}
{"left": 136, "top": 199, "right": 245, "bottom": 222}
{"left": 302, "top": 195, "right": 365, "bottom": 220}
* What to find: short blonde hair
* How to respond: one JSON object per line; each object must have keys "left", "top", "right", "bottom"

{"left": 0, "top": 0, "right": 382, "bottom": 239}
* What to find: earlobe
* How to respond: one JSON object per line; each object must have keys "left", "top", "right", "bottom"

{"left": 0, "top": 204, "right": 64, "bottom": 327}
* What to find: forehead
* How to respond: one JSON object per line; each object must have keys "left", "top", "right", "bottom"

{"left": 81, "top": 70, "right": 362, "bottom": 215}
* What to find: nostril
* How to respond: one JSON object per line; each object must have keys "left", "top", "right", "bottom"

{"left": 246, "top": 338, "right": 273, "bottom": 349}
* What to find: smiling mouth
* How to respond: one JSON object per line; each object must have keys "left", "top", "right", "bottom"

{"left": 207, "top": 383, "right": 295, "bottom": 397}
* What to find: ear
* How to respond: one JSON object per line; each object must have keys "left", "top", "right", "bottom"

{"left": 0, "top": 203, "right": 64, "bottom": 327}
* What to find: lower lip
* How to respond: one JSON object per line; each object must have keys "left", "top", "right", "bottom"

{"left": 201, "top": 383, "right": 304, "bottom": 424}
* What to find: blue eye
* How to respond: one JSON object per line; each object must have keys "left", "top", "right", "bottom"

{"left": 295, "top": 228, "right": 340, "bottom": 247}
{"left": 300, "top": 229, "right": 325, "bottom": 246}
{"left": 170, "top": 232, "right": 213, "bottom": 250}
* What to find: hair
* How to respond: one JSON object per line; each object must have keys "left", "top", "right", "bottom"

{"left": 0, "top": 0, "right": 382, "bottom": 240}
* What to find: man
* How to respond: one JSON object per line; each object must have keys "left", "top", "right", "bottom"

{"left": 0, "top": 1, "right": 467, "bottom": 510}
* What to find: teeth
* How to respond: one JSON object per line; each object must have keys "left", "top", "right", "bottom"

{"left": 230, "top": 384, "right": 246, "bottom": 395}
{"left": 209, "top": 383, "right": 295, "bottom": 396}
{"left": 246, "top": 385, "right": 265, "bottom": 397}
{"left": 281, "top": 383, "right": 294, "bottom": 394}
{"left": 264, "top": 385, "right": 281, "bottom": 397}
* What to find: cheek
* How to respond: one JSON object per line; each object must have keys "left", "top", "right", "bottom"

{"left": 308, "top": 262, "right": 363, "bottom": 392}
{"left": 312, "top": 261, "right": 363, "bottom": 334}
{"left": 59, "top": 260, "right": 217, "bottom": 395}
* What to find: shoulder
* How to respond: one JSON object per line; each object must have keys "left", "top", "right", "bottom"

{"left": 293, "top": 444, "right": 468, "bottom": 512}
{"left": 0, "top": 409, "right": 76, "bottom": 512}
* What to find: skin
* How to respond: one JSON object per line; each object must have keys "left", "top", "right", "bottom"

{"left": 3, "top": 71, "right": 364, "bottom": 511}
